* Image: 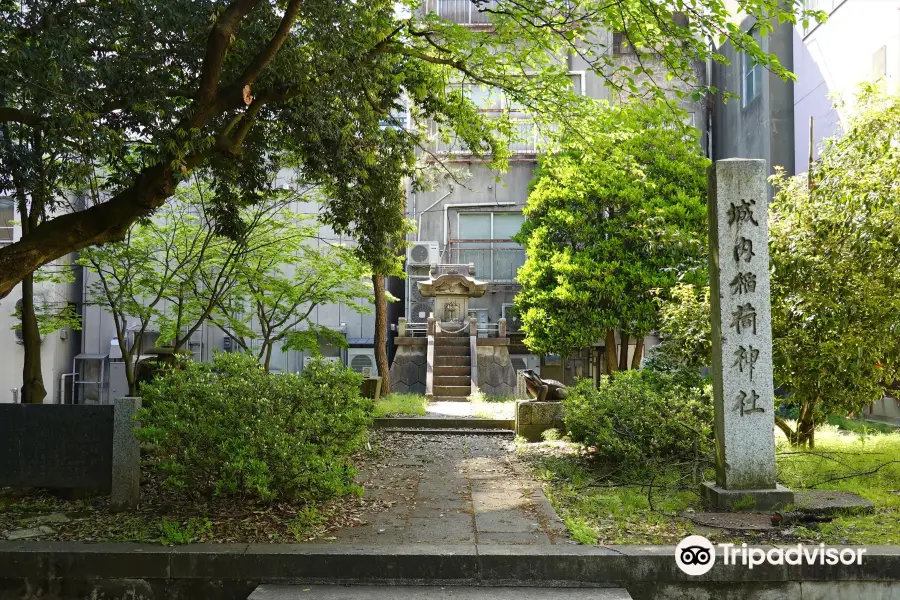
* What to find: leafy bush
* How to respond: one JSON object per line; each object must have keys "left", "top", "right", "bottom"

{"left": 137, "top": 352, "right": 371, "bottom": 503}
{"left": 563, "top": 370, "right": 713, "bottom": 467}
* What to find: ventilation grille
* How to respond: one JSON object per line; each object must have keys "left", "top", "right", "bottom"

{"left": 409, "top": 244, "right": 431, "bottom": 264}
{"left": 511, "top": 357, "right": 527, "bottom": 372}
{"left": 350, "top": 353, "right": 375, "bottom": 373}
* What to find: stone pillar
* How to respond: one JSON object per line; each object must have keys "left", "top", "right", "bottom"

{"left": 398, "top": 317, "right": 407, "bottom": 337}
{"left": 425, "top": 317, "right": 435, "bottom": 399}
{"left": 469, "top": 317, "right": 479, "bottom": 394}
{"left": 701, "top": 159, "right": 793, "bottom": 511}
{"left": 111, "top": 397, "right": 141, "bottom": 511}
{"left": 498, "top": 318, "right": 507, "bottom": 339}
{"left": 516, "top": 371, "right": 528, "bottom": 400}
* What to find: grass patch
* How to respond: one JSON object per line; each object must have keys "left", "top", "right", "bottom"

{"left": 826, "top": 414, "right": 898, "bottom": 436}
{"left": 520, "top": 424, "right": 900, "bottom": 545}
{"left": 372, "top": 393, "right": 427, "bottom": 417}
{"left": 468, "top": 389, "right": 515, "bottom": 419}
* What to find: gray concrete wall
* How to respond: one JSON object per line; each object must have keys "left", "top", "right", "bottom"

{"left": 711, "top": 18, "right": 794, "bottom": 189}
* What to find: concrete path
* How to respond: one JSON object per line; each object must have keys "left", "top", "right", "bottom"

{"left": 330, "top": 433, "right": 568, "bottom": 546}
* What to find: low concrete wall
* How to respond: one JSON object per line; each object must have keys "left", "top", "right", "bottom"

{"left": 0, "top": 399, "right": 141, "bottom": 510}
{"left": 515, "top": 400, "right": 565, "bottom": 442}
{"left": 0, "top": 543, "right": 898, "bottom": 600}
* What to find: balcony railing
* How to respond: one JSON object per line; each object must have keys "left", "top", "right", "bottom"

{"left": 448, "top": 240, "right": 525, "bottom": 283}
{"left": 432, "top": 118, "right": 555, "bottom": 156}
{"left": 427, "top": 0, "right": 496, "bottom": 25}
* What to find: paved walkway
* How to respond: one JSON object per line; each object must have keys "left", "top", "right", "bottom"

{"left": 330, "top": 433, "right": 568, "bottom": 546}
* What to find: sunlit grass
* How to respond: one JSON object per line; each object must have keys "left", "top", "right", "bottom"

{"left": 522, "top": 424, "right": 900, "bottom": 545}
{"left": 372, "top": 393, "right": 427, "bottom": 417}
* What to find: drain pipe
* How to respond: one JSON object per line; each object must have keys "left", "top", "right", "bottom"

{"left": 417, "top": 189, "right": 453, "bottom": 242}
{"left": 443, "top": 202, "right": 517, "bottom": 250}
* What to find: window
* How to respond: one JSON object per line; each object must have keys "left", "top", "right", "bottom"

{"left": 433, "top": 0, "right": 495, "bottom": 25}
{"left": 612, "top": 32, "right": 634, "bottom": 56}
{"left": 454, "top": 212, "right": 526, "bottom": 281}
{"left": 0, "top": 198, "right": 13, "bottom": 247}
{"left": 742, "top": 30, "right": 762, "bottom": 106}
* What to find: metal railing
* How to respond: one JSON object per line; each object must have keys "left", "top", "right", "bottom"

{"left": 431, "top": 119, "right": 554, "bottom": 156}
{"left": 405, "top": 322, "right": 430, "bottom": 337}
{"left": 429, "top": 0, "right": 496, "bottom": 25}
{"left": 447, "top": 240, "right": 525, "bottom": 283}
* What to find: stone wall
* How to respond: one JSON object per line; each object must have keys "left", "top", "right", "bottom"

{"left": 515, "top": 400, "right": 565, "bottom": 442}
{"left": 0, "top": 399, "right": 141, "bottom": 510}
{"left": 389, "top": 345, "right": 427, "bottom": 394}
{"left": 475, "top": 346, "right": 516, "bottom": 397}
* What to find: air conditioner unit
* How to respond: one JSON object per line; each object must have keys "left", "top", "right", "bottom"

{"left": 501, "top": 303, "right": 524, "bottom": 332}
{"left": 510, "top": 354, "right": 540, "bottom": 376}
{"left": 407, "top": 241, "right": 440, "bottom": 266}
{"left": 348, "top": 348, "right": 378, "bottom": 377}
{"left": 303, "top": 356, "right": 341, "bottom": 367}
{"left": 407, "top": 275, "right": 434, "bottom": 321}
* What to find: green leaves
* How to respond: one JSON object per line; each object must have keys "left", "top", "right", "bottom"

{"left": 768, "top": 84, "right": 900, "bottom": 427}
{"left": 137, "top": 352, "right": 371, "bottom": 503}
{"left": 514, "top": 99, "right": 708, "bottom": 356}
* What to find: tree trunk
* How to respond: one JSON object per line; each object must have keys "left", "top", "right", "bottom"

{"left": 618, "top": 332, "right": 629, "bottom": 372}
{"left": 796, "top": 400, "right": 817, "bottom": 448}
{"left": 0, "top": 164, "right": 179, "bottom": 300}
{"left": 372, "top": 274, "right": 390, "bottom": 394}
{"left": 604, "top": 330, "right": 617, "bottom": 374}
{"left": 263, "top": 343, "right": 273, "bottom": 373}
{"left": 19, "top": 271, "right": 46, "bottom": 404}
{"left": 631, "top": 336, "right": 644, "bottom": 370}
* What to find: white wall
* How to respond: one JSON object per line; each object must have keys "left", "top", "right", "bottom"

{"left": 0, "top": 214, "right": 79, "bottom": 404}
{"left": 794, "top": 1, "right": 900, "bottom": 170}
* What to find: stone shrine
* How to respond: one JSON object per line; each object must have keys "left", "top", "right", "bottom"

{"left": 701, "top": 159, "right": 794, "bottom": 511}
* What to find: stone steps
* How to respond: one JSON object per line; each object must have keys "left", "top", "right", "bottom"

{"left": 431, "top": 395, "right": 470, "bottom": 402}
{"left": 434, "top": 384, "right": 471, "bottom": 397}
{"left": 434, "top": 336, "right": 469, "bottom": 346}
{"left": 439, "top": 356, "right": 471, "bottom": 367}
{"left": 435, "top": 345, "right": 469, "bottom": 357}
{"left": 434, "top": 365, "right": 471, "bottom": 377}
{"left": 434, "top": 374, "right": 470, "bottom": 387}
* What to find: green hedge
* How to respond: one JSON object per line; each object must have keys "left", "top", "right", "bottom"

{"left": 563, "top": 369, "right": 713, "bottom": 466}
{"left": 137, "top": 352, "right": 371, "bottom": 503}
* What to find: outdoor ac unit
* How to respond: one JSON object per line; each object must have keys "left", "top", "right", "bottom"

{"left": 407, "top": 275, "right": 434, "bottom": 321}
{"left": 348, "top": 348, "right": 378, "bottom": 377}
{"left": 407, "top": 241, "right": 440, "bottom": 266}
{"left": 510, "top": 354, "right": 540, "bottom": 376}
{"left": 501, "top": 303, "right": 524, "bottom": 332}
{"left": 303, "top": 356, "right": 341, "bottom": 367}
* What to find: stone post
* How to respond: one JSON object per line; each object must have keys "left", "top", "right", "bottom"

{"left": 425, "top": 317, "right": 435, "bottom": 399}
{"left": 498, "top": 317, "right": 507, "bottom": 339}
{"left": 516, "top": 371, "right": 528, "bottom": 400}
{"left": 701, "top": 159, "right": 793, "bottom": 511}
{"left": 111, "top": 397, "right": 141, "bottom": 511}
{"left": 469, "top": 316, "right": 479, "bottom": 395}
{"left": 398, "top": 317, "right": 407, "bottom": 337}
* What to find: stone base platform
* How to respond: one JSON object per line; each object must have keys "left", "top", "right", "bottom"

{"left": 701, "top": 482, "right": 794, "bottom": 511}
{"left": 515, "top": 400, "right": 565, "bottom": 442}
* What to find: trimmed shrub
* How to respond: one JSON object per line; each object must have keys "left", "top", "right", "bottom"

{"left": 137, "top": 352, "right": 371, "bottom": 503}
{"left": 563, "top": 370, "right": 713, "bottom": 466}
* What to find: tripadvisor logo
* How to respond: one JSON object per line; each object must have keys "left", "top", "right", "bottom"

{"left": 676, "top": 535, "right": 867, "bottom": 576}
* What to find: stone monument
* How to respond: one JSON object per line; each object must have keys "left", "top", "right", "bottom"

{"left": 701, "top": 159, "right": 794, "bottom": 511}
